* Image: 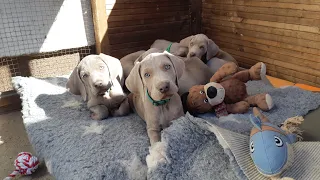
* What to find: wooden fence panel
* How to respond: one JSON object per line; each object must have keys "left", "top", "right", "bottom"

{"left": 202, "top": 0, "right": 320, "bottom": 87}
{"left": 93, "top": 0, "right": 192, "bottom": 59}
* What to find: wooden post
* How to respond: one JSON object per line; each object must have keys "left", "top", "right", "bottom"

{"left": 91, "top": 0, "right": 110, "bottom": 54}
{"left": 190, "top": 0, "right": 202, "bottom": 34}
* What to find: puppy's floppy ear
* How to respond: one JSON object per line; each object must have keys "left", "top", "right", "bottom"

{"left": 98, "top": 53, "right": 123, "bottom": 82}
{"left": 206, "top": 39, "right": 220, "bottom": 60}
{"left": 164, "top": 51, "right": 185, "bottom": 79}
{"left": 125, "top": 62, "right": 143, "bottom": 94}
{"left": 179, "top": 35, "right": 194, "bottom": 47}
{"left": 66, "top": 64, "right": 87, "bottom": 101}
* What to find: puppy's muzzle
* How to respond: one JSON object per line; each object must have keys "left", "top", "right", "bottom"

{"left": 94, "top": 81, "right": 111, "bottom": 91}
{"left": 157, "top": 81, "right": 170, "bottom": 94}
{"left": 189, "top": 52, "right": 196, "bottom": 57}
{"left": 207, "top": 86, "right": 218, "bottom": 98}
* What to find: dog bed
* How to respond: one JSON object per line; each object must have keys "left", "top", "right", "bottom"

{"left": 12, "top": 76, "right": 320, "bottom": 180}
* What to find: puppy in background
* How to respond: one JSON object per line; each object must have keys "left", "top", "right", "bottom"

{"left": 150, "top": 39, "right": 188, "bottom": 57}
{"left": 180, "top": 34, "right": 238, "bottom": 73}
{"left": 126, "top": 51, "right": 185, "bottom": 145}
{"left": 67, "top": 53, "right": 130, "bottom": 120}
{"left": 120, "top": 50, "right": 146, "bottom": 80}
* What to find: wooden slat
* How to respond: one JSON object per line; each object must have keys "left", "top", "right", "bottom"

{"left": 236, "top": 56, "right": 317, "bottom": 84}
{"left": 205, "top": 27, "right": 320, "bottom": 63}
{"left": 106, "top": 1, "right": 189, "bottom": 9}
{"left": 91, "top": 0, "right": 109, "bottom": 54}
{"left": 109, "top": 29, "right": 189, "bottom": 44}
{"left": 232, "top": 54, "right": 276, "bottom": 71}
{"left": 203, "top": 28, "right": 320, "bottom": 56}
{"left": 109, "top": 15, "right": 190, "bottom": 27}
{"left": 216, "top": 46, "right": 320, "bottom": 78}
{"left": 203, "top": 13, "right": 320, "bottom": 34}
{"left": 203, "top": 3, "right": 320, "bottom": 20}
{"left": 110, "top": 40, "right": 154, "bottom": 51}
{"left": 108, "top": 11, "right": 189, "bottom": 22}
{"left": 108, "top": 0, "right": 186, "bottom": 4}
{"left": 110, "top": 46, "right": 151, "bottom": 59}
{"left": 191, "top": 0, "right": 202, "bottom": 34}
{"left": 204, "top": 9, "right": 320, "bottom": 27}
{"left": 202, "top": 18, "right": 320, "bottom": 42}
{"left": 206, "top": 0, "right": 320, "bottom": 12}
{"left": 241, "top": 0, "right": 320, "bottom": 5}
{"left": 107, "top": 6, "right": 189, "bottom": 16}
{"left": 203, "top": 22, "right": 320, "bottom": 50}
{"left": 108, "top": 21, "right": 190, "bottom": 34}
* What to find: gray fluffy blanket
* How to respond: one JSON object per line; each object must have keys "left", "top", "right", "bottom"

{"left": 12, "top": 76, "right": 320, "bottom": 180}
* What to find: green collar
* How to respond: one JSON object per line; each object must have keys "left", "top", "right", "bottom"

{"left": 165, "top": 43, "right": 173, "bottom": 52}
{"left": 146, "top": 89, "right": 170, "bottom": 106}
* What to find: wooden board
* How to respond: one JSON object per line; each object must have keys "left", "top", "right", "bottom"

{"left": 202, "top": 0, "right": 320, "bottom": 87}
{"left": 92, "top": 0, "right": 192, "bottom": 59}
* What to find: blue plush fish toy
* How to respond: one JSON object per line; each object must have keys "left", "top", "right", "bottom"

{"left": 249, "top": 107, "right": 300, "bottom": 180}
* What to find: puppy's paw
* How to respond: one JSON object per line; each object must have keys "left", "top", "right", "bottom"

{"left": 111, "top": 98, "right": 130, "bottom": 117}
{"left": 91, "top": 113, "right": 102, "bottom": 120}
{"left": 146, "top": 142, "right": 168, "bottom": 171}
{"left": 90, "top": 105, "right": 109, "bottom": 120}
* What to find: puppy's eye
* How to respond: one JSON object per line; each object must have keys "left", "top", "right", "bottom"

{"left": 144, "top": 73, "right": 150, "bottom": 78}
{"left": 200, "top": 91, "right": 204, "bottom": 94}
{"left": 190, "top": 42, "right": 193, "bottom": 46}
{"left": 199, "top": 46, "right": 204, "bottom": 49}
{"left": 204, "top": 99, "right": 208, "bottom": 103}
{"left": 164, "top": 64, "right": 171, "bottom": 70}
{"left": 82, "top": 74, "right": 88, "bottom": 78}
{"left": 99, "top": 65, "right": 104, "bottom": 70}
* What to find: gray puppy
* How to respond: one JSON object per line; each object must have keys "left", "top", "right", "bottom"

{"left": 67, "top": 53, "right": 130, "bottom": 120}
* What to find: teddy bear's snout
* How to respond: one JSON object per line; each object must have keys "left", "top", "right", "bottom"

{"left": 207, "top": 86, "right": 217, "bottom": 98}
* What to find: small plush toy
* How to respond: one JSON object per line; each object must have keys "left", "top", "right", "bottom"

{"left": 249, "top": 107, "right": 303, "bottom": 180}
{"left": 181, "top": 62, "right": 274, "bottom": 117}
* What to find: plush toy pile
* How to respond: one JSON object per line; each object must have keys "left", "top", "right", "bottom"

{"left": 181, "top": 62, "right": 274, "bottom": 117}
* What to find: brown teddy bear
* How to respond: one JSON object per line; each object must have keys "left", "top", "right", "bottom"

{"left": 181, "top": 62, "right": 274, "bottom": 117}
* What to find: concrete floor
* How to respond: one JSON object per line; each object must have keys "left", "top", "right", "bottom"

{"left": 0, "top": 108, "right": 319, "bottom": 179}
{"left": 0, "top": 111, "right": 54, "bottom": 180}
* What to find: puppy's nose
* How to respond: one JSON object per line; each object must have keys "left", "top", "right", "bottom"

{"left": 207, "top": 86, "right": 217, "bottom": 98}
{"left": 94, "top": 81, "right": 103, "bottom": 88}
{"left": 189, "top": 52, "right": 195, "bottom": 57}
{"left": 157, "top": 81, "right": 170, "bottom": 94}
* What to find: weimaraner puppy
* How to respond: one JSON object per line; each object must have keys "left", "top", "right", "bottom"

{"left": 150, "top": 39, "right": 188, "bottom": 57}
{"left": 123, "top": 48, "right": 214, "bottom": 96}
{"left": 126, "top": 51, "right": 185, "bottom": 145}
{"left": 66, "top": 53, "right": 130, "bottom": 120}
{"left": 180, "top": 34, "right": 238, "bottom": 72}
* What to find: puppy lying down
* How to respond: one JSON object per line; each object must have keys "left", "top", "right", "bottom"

{"left": 180, "top": 34, "right": 238, "bottom": 73}
{"left": 66, "top": 53, "right": 130, "bottom": 120}
{"left": 126, "top": 51, "right": 185, "bottom": 145}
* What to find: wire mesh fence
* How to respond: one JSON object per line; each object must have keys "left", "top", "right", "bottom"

{"left": 0, "top": 0, "right": 96, "bottom": 92}
{"left": 0, "top": 46, "right": 95, "bottom": 92}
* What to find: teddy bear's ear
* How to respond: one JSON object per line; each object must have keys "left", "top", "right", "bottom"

{"left": 181, "top": 92, "right": 189, "bottom": 114}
